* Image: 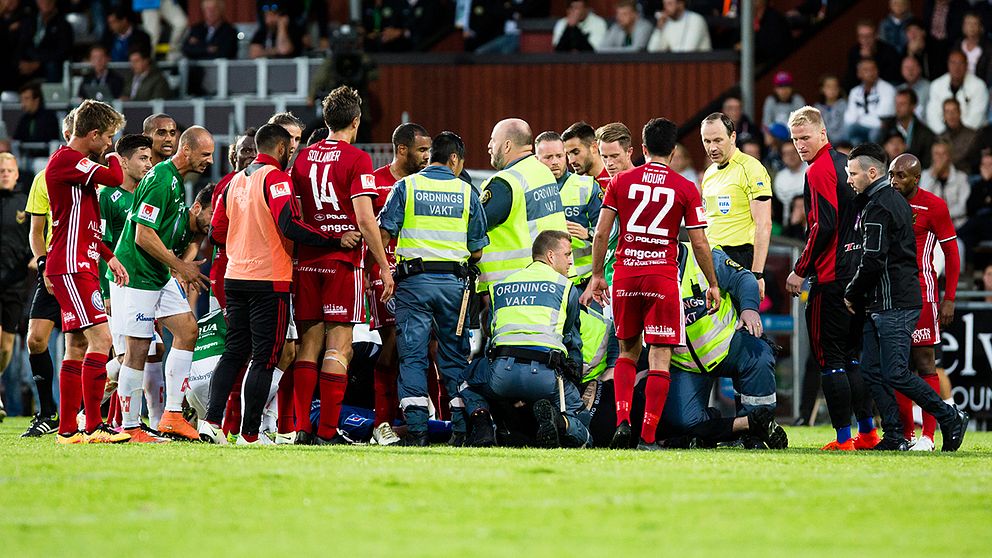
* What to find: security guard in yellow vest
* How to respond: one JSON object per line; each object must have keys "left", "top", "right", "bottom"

{"left": 378, "top": 132, "right": 490, "bottom": 447}
{"left": 662, "top": 242, "right": 787, "bottom": 449}
{"left": 485, "top": 230, "right": 592, "bottom": 448}
{"left": 534, "top": 131, "right": 603, "bottom": 287}
{"left": 478, "top": 118, "right": 568, "bottom": 294}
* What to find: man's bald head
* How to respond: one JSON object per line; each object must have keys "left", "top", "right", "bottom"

{"left": 179, "top": 126, "right": 211, "bottom": 150}
{"left": 488, "top": 118, "right": 534, "bottom": 170}
{"left": 888, "top": 153, "right": 922, "bottom": 198}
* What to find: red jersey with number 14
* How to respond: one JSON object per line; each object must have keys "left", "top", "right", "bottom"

{"left": 603, "top": 161, "right": 707, "bottom": 280}
{"left": 291, "top": 139, "right": 376, "bottom": 268}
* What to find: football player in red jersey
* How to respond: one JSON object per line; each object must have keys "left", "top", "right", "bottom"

{"left": 889, "top": 153, "right": 961, "bottom": 451}
{"left": 582, "top": 117, "right": 719, "bottom": 450}
{"left": 289, "top": 86, "right": 393, "bottom": 445}
{"left": 562, "top": 121, "right": 610, "bottom": 190}
{"left": 367, "top": 122, "right": 430, "bottom": 444}
{"left": 45, "top": 100, "right": 130, "bottom": 444}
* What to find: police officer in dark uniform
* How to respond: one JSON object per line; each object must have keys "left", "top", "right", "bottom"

{"left": 0, "top": 152, "right": 32, "bottom": 420}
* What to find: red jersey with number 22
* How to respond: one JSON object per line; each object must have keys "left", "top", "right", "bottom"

{"left": 291, "top": 139, "right": 376, "bottom": 268}
{"left": 603, "top": 162, "right": 707, "bottom": 280}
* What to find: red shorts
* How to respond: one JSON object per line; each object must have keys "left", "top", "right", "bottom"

{"left": 612, "top": 274, "right": 684, "bottom": 346}
{"left": 294, "top": 260, "right": 366, "bottom": 323}
{"left": 49, "top": 272, "right": 107, "bottom": 332}
{"left": 368, "top": 270, "right": 396, "bottom": 330}
{"left": 210, "top": 249, "right": 228, "bottom": 309}
{"left": 912, "top": 301, "right": 940, "bottom": 347}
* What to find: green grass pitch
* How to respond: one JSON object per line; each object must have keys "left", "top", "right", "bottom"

{"left": 2, "top": 417, "right": 990, "bottom": 558}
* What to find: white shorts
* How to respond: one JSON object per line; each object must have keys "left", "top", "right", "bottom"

{"left": 118, "top": 279, "right": 192, "bottom": 339}
{"left": 186, "top": 354, "right": 220, "bottom": 418}
{"left": 108, "top": 282, "right": 163, "bottom": 355}
{"left": 286, "top": 297, "right": 298, "bottom": 341}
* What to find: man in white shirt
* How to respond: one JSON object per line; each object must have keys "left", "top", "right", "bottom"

{"left": 926, "top": 50, "right": 990, "bottom": 134}
{"left": 921, "top": 140, "right": 971, "bottom": 227}
{"left": 552, "top": 0, "right": 608, "bottom": 51}
{"left": 647, "top": 0, "right": 711, "bottom": 53}
{"left": 844, "top": 58, "right": 896, "bottom": 145}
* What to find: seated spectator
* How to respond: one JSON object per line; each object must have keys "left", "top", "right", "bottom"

{"left": 599, "top": 0, "right": 653, "bottom": 52}
{"left": 249, "top": 1, "right": 302, "bottom": 59}
{"left": 0, "top": 0, "right": 31, "bottom": 93}
{"left": 101, "top": 7, "right": 152, "bottom": 63}
{"left": 880, "top": 0, "right": 913, "bottom": 52}
{"left": 782, "top": 195, "right": 807, "bottom": 241}
{"left": 882, "top": 128, "right": 908, "bottom": 161}
{"left": 937, "top": 98, "right": 977, "bottom": 172}
{"left": 955, "top": 11, "right": 992, "bottom": 85}
{"left": 466, "top": 0, "right": 520, "bottom": 54}
{"left": 16, "top": 0, "right": 73, "bottom": 83}
{"left": 904, "top": 18, "right": 948, "bottom": 80}
{"left": 182, "top": 0, "right": 238, "bottom": 60}
{"left": 762, "top": 71, "right": 805, "bottom": 130}
{"left": 371, "top": 0, "right": 444, "bottom": 52}
{"left": 900, "top": 56, "right": 930, "bottom": 118}
{"left": 138, "top": 0, "right": 188, "bottom": 61}
{"left": 959, "top": 153, "right": 992, "bottom": 265}
{"left": 741, "top": 137, "right": 764, "bottom": 164}
{"left": 763, "top": 123, "right": 789, "bottom": 173}
{"left": 964, "top": 123, "right": 992, "bottom": 174}
{"left": 844, "top": 58, "right": 896, "bottom": 145}
{"left": 669, "top": 142, "right": 697, "bottom": 185}
{"left": 844, "top": 18, "right": 901, "bottom": 90}
{"left": 12, "top": 81, "right": 59, "bottom": 144}
{"left": 880, "top": 88, "right": 935, "bottom": 166}
{"left": 123, "top": 46, "right": 173, "bottom": 101}
{"left": 921, "top": 139, "right": 970, "bottom": 228}
{"left": 722, "top": 94, "right": 756, "bottom": 145}
{"left": 925, "top": 0, "right": 967, "bottom": 48}
{"left": 553, "top": 0, "right": 608, "bottom": 52}
{"left": 814, "top": 74, "right": 848, "bottom": 144}
{"left": 77, "top": 44, "right": 123, "bottom": 101}
{"left": 773, "top": 141, "right": 806, "bottom": 219}
{"left": 754, "top": 0, "right": 790, "bottom": 62}
{"left": 926, "top": 50, "right": 988, "bottom": 133}
{"left": 646, "top": 0, "right": 710, "bottom": 53}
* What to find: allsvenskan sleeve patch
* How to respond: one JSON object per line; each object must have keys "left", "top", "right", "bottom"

{"left": 270, "top": 181, "right": 292, "bottom": 198}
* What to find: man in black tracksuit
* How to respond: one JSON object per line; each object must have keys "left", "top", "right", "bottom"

{"left": 843, "top": 143, "right": 969, "bottom": 452}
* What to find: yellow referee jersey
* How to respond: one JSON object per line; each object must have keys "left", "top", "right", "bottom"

{"left": 25, "top": 169, "right": 53, "bottom": 249}
{"left": 700, "top": 149, "right": 772, "bottom": 248}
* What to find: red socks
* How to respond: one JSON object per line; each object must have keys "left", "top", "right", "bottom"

{"left": 277, "top": 364, "right": 295, "bottom": 433}
{"left": 895, "top": 389, "right": 916, "bottom": 440}
{"left": 317, "top": 371, "right": 347, "bottom": 439}
{"left": 641, "top": 370, "right": 671, "bottom": 444}
{"left": 58, "top": 360, "right": 83, "bottom": 435}
{"left": 613, "top": 357, "right": 637, "bottom": 425}
{"left": 294, "top": 360, "right": 318, "bottom": 432}
{"left": 921, "top": 374, "right": 940, "bottom": 440}
{"left": 107, "top": 391, "right": 121, "bottom": 428}
{"left": 82, "top": 353, "right": 109, "bottom": 432}
{"left": 373, "top": 361, "right": 398, "bottom": 426}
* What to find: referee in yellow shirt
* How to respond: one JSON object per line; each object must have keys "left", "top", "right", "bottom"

{"left": 700, "top": 112, "right": 773, "bottom": 298}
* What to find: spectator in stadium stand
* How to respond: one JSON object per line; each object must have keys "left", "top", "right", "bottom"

{"left": 844, "top": 19, "right": 901, "bottom": 90}
{"left": 964, "top": 122, "right": 992, "bottom": 173}
{"left": 465, "top": 0, "right": 522, "bottom": 54}
{"left": 880, "top": 88, "right": 935, "bottom": 166}
{"left": 762, "top": 72, "right": 805, "bottom": 132}
{"left": 814, "top": 75, "right": 848, "bottom": 144}
{"left": 900, "top": 56, "right": 930, "bottom": 118}
{"left": 552, "top": 0, "right": 607, "bottom": 52}
{"left": 954, "top": 12, "right": 992, "bottom": 84}
{"left": 936, "top": 97, "right": 976, "bottom": 171}
{"left": 13, "top": 81, "right": 59, "bottom": 145}
{"left": 646, "top": 0, "right": 710, "bottom": 53}
{"left": 924, "top": 0, "right": 967, "bottom": 49}
{"left": 101, "top": 7, "right": 152, "bottom": 63}
{"left": 880, "top": 0, "right": 913, "bottom": 52}
{"left": 960, "top": 165, "right": 992, "bottom": 265}
{"left": 249, "top": 1, "right": 302, "bottom": 59}
{"left": 137, "top": 0, "right": 188, "bottom": 61}
{"left": 904, "top": 18, "right": 947, "bottom": 81}
{"left": 882, "top": 128, "right": 909, "bottom": 162}
{"left": 926, "top": 51, "right": 989, "bottom": 133}
{"left": 844, "top": 58, "right": 896, "bottom": 144}
{"left": 0, "top": 0, "right": 30, "bottom": 93}
{"left": 721, "top": 95, "right": 755, "bottom": 145}
{"left": 753, "top": 0, "right": 790, "bottom": 63}
{"left": 773, "top": 141, "right": 806, "bottom": 222}
{"left": 122, "top": 46, "right": 174, "bottom": 101}
{"left": 599, "top": 0, "right": 652, "bottom": 52}
{"left": 182, "top": 0, "right": 239, "bottom": 60}
{"left": 921, "top": 139, "right": 970, "bottom": 228}
{"left": 77, "top": 45, "right": 124, "bottom": 102}
{"left": 368, "top": 0, "right": 442, "bottom": 52}
{"left": 15, "top": 0, "right": 72, "bottom": 83}
{"left": 669, "top": 143, "right": 698, "bottom": 185}
{"left": 983, "top": 264, "right": 992, "bottom": 298}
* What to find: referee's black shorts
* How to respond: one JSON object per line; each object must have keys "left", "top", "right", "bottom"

{"left": 805, "top": 281, "right": 862, "bottom": 370}
{"left": 29, "top": 273, "right": 62, "bottom": 325}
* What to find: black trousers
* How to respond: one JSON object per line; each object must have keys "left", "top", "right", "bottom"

{"left": 721, "top": 244, "right": 754, "bottom": 271}
{"left": 206, "top": 287, "right": 290, "bottom": 435}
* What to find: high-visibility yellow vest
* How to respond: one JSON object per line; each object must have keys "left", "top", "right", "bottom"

{"left": 559, "top": 172, "right": 596, "bottom": 284}
{"left": 580, "top": 306, "right": 610, "bottom": 382}
{"left": 395, "top": 173, "right": 471, "bottom": 263}
{"left": 671, "top": 243, "right": 736, "bottom": 373}
{"left": 477, "top": 155, "right": 567, "bottom": 292}
{"left": 490, "top": 261, "right": 572, "bottom": 352}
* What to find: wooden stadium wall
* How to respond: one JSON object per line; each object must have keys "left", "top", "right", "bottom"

{"left": 367, "top": 54, "right": 738, "bottom": 168}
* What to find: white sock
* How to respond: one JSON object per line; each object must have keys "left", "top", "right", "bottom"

{"left": 144, "top": 361, "right": 165, "bottom": 428}
{"left": 260, "top": 368, "right": 283, "bottom": 433}
{"left": 118, "top": 365, "right": 144, "bottom": 429}
{"left": 164, "top": 349, "right": 193, "bottom": 412}
{"left": 106, "top": 358, "right": 122, "bottom": 383}
{"left": 267, "top": 367, "right": 284, "bottom": 407}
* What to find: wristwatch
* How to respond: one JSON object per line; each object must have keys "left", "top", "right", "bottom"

{"left": 752, "top": 271, "right": 764, "bottom": 280}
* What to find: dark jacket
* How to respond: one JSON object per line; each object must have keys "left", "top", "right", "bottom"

{"left": 16, "top": 9, "right": 74, "bottom": 82}
{"left": 77, "top": 68, "right": 125, "bottom": 100}
{"left": 13, "top": 108, "right": 60, "bottom": 143}
{"left": 880, "top": 115, "right": 937, "bottom": 167}
{"left": 845, "top": 178, "right": 922, "bottom": 313}
{"left": 182, "top": 21, "right": 239, "bottom": 60}
{"left": 101, "top": 26, "right": 152, "bottom": 63}
{"left": 123, "top": 68, "right": 174, "bottom": 101}
{"left": 0, "top": 186, "right": 31, "bottom": 287}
